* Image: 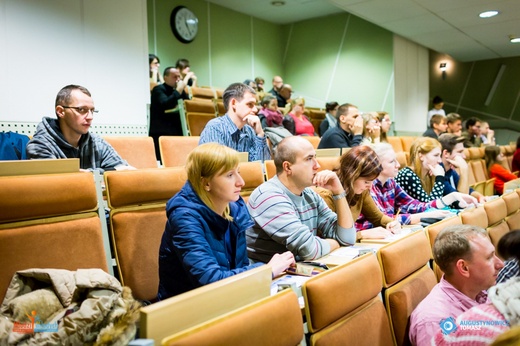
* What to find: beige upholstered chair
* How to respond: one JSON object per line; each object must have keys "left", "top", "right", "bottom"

{"left": 0, "top": 172, "right": 109, "bottom": 303}
{"left": 103, "top": 136, "right": 158, "bottom": 169}
{"left": 484, "top": 197, "right": 510, "bottom": 248}
{"left": 239, "top": 161, "right": 265, "bottom": 202}
{"left": 426, "top": 215, "right": 463, "bottom": 281}
{"left": 179, "top": 99, "right": 217, "bottom": 136}
{"left": 140, "top": 265, "right": 272, "bottom": 345}
{"left": 460, "top": 205, "right": 488, "bottom": 229}
{"left": 503, "top": 190, "right": 520, "bottom": 231}
{"left": 163, "top": 289, "right": 303, "bottom": 346}
{"left": 159, "top": 136, "right": 200, "bottom": 167}
{"left": 302, "top": 254, "right": 394, "bottom": 346}
{"left": 378, "top": 231, "right": 438, "bottom": 346}
{"left": 104, "top": 167, "right": 186, "bottom": 302}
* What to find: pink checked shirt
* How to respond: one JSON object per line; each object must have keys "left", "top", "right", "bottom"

{"left": 409, "top": 276, "right": 488, "bottom": 346}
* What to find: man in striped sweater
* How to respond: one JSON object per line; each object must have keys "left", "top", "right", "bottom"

{"left": 246, "top": 136, "right": 356, "bottom": 263}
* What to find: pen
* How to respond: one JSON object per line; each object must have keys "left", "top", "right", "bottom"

{"left": 394, "top": 208, "right": 401, "bottom": 221}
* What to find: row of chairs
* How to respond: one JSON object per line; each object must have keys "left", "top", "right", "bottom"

{"left": 305, "top": 190, "right": 520, "bottom": 346}
{"left": 102, "top": 135, "right": 342, "bottom": 170}
{"left": 143, "top": 224, "right": 435, "bottom": 345}
{"left": 1, "top": 161, "right": 518, "bottom": 345}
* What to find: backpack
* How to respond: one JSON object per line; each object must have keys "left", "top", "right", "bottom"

{"left": 264, "top": 127, "right": 293, "bottom": 149}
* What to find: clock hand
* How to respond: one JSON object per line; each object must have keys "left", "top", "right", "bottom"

{"left": 184, "top": 20, "right": 191, "bottom": 35}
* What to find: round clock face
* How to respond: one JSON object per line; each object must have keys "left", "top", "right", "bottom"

{"left": 170, "top": 6, "right": 198, "bottom": 44}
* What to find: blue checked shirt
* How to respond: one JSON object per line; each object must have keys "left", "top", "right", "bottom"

{"left": 497, "top": 259, "right": 519, "bottom": 284}
{"left": 199, "top": 114, "right": 270, "bottom": 162}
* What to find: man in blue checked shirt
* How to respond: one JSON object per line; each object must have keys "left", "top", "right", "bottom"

{"left": 199, "top": 83, "right": 270, "bottom": 162}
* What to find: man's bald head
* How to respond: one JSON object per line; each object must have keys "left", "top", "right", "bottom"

{"left": 274, "top": 136, "right": 311, "bottom": 174}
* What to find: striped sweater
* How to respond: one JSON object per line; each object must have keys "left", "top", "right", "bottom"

{"left": 246, "top": 176, "right": 354, "bottom": 262}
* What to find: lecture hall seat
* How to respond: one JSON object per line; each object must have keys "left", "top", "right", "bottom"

{"left": 0, "top": 172, "right": 109, "bottom": 303}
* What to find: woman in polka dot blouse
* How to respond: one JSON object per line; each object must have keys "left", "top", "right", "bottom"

{"left": 395, "top": 137, "right": 446, "bottom": 202}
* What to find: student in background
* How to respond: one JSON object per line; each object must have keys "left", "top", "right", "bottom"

{"left": 395, "top": 137, "right": 446, "bottom": 202}
{"left": 149, "top": 53, "right": 164, "bottom": 85}
{"left": 286, "top": 97, "right": 314, "bottom": 136}
{"left": 480, "top": 121, "right": 496, "bottom": 145}
{"left": 377, "top": 111, "right": 392, "bottom": 142}
{"left": 427, "top": 95, "right": 445, "bottom": 126}
{"left": 318, "top": 103, "right": 363, "bottom": 149}
{"left": 257, "top": 95, "right": 285, "bottom": 129}
{"left": 462, "top": 117, "right": 483, "bottom": 148}
{"left": 512, "top": 136, "right": 520, "bottom": 173}
{"left": 149, "top": 67, "right": 190, "bottom": 160}
{"left": 360, "top": 112, "right": 382, "bottom": 144}
{"left": 485, "top": 145, "right": 517, "bottom": 195}
{"left": 175, "top": 58, "right": 197, "bottom": 87}
{"left": 268, "top": 75, "right": 284, "bottom": 107}
{"left": 422, "top": 114, "right": 448, "bottom": 140}
{"left": 446, "top": 112, "right": 463, "bottom": 136}
{"left": 157, "top": 143, "right": 295, "bottom": 299}
{"left": 496, "top": 230, "right": 520, "bottom": 284}
{"left": 319, "top": 101, "right": 339, "bottom": 136}
{"left": 27, "top": 84, "right": 133, "bottom": 173}
{"left": 254, "top": 77, "right": 265, "bottom": 92}
{"left": 199, "top": 83, "right": 270, "bottom": 162}
{"left": 438, "top": 133, "right": 486, "bottom": 203}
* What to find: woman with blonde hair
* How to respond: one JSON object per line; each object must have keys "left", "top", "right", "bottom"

{"left": 485, "top": 145, "right": 517, "bottom": 195}
{"left": 395, "top": 137, "right": 446, "bottom": 202}
{"left": 157, "top": 143, "right": 294, "bottom": 299}
{"left": 286, "top": 97, "right": 315, "bottom": 136}
{"left": 360, "top": 112, "right": 381, "bottom": 144}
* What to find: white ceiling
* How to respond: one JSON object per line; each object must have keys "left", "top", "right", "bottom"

{"left": 207, "top": 0, "right": 520, "bottom": 62}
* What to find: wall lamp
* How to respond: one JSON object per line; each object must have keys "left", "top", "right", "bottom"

{"left": 509, "top": 35, "right": 520, "bottom": 43}
{"left": 439, "top": 62, "right": 447, "bottom": 80}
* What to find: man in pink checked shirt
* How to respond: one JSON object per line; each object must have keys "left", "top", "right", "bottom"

{"left": 409, "top": 225, "right": 504, "bottom": 346}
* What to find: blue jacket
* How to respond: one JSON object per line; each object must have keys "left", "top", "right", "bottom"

{"left": 157, "top": 181, "right": 262, "bottom": 300}
{"left": 0, "top": 132, "right": 29, "bottom": 160}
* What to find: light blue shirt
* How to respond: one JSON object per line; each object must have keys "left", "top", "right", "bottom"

{"left": 199, "top": 114, "right": 270, "bottom": 161}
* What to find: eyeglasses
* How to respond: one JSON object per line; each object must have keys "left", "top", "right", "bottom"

{"left": 61, "top": 106, "right": 98, "bottom": 116}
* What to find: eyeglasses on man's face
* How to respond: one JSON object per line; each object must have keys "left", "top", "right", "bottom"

{"left": 61, "top": 106, "right": 98, "bottom": 116}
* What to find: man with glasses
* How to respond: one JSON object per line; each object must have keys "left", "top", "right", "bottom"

{"left": 27, "top": 84, "right": 133, "bottom": 172}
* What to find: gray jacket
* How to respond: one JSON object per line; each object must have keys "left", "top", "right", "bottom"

{"left": 26, "top": 117, "right": 127, "bottom": 173}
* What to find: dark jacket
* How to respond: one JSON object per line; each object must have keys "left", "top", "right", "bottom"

{"left": 149, "top": 83, "right": 189, "bottom": 136}
{"left": 318, "top": 124, "right": 363, "bottom": 149}
{"left": 157, "top": 182, "right": 261, "bottom": 300}
{"left": 422, "top": 128, "right": 440, "bottom": 139}
{"left": 26, "top": 117, "right": 127, "bottom": 172}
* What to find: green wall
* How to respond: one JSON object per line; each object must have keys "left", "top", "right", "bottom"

{"left": 282, "top": 13, "right": 394, "bottom": 111}
{"left": 147, "top": 0, "right": 284, "bottom": 90}
{"left": 148, "top": 0, "right": 394, "bottom": 112}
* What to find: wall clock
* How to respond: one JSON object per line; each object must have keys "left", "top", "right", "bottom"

{"left": 170, "top": 6, "right": 198, "bottom": 44}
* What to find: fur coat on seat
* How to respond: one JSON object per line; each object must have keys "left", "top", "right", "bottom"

{"left": 0, "top": 268, "right": 140, "bottom": 345}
